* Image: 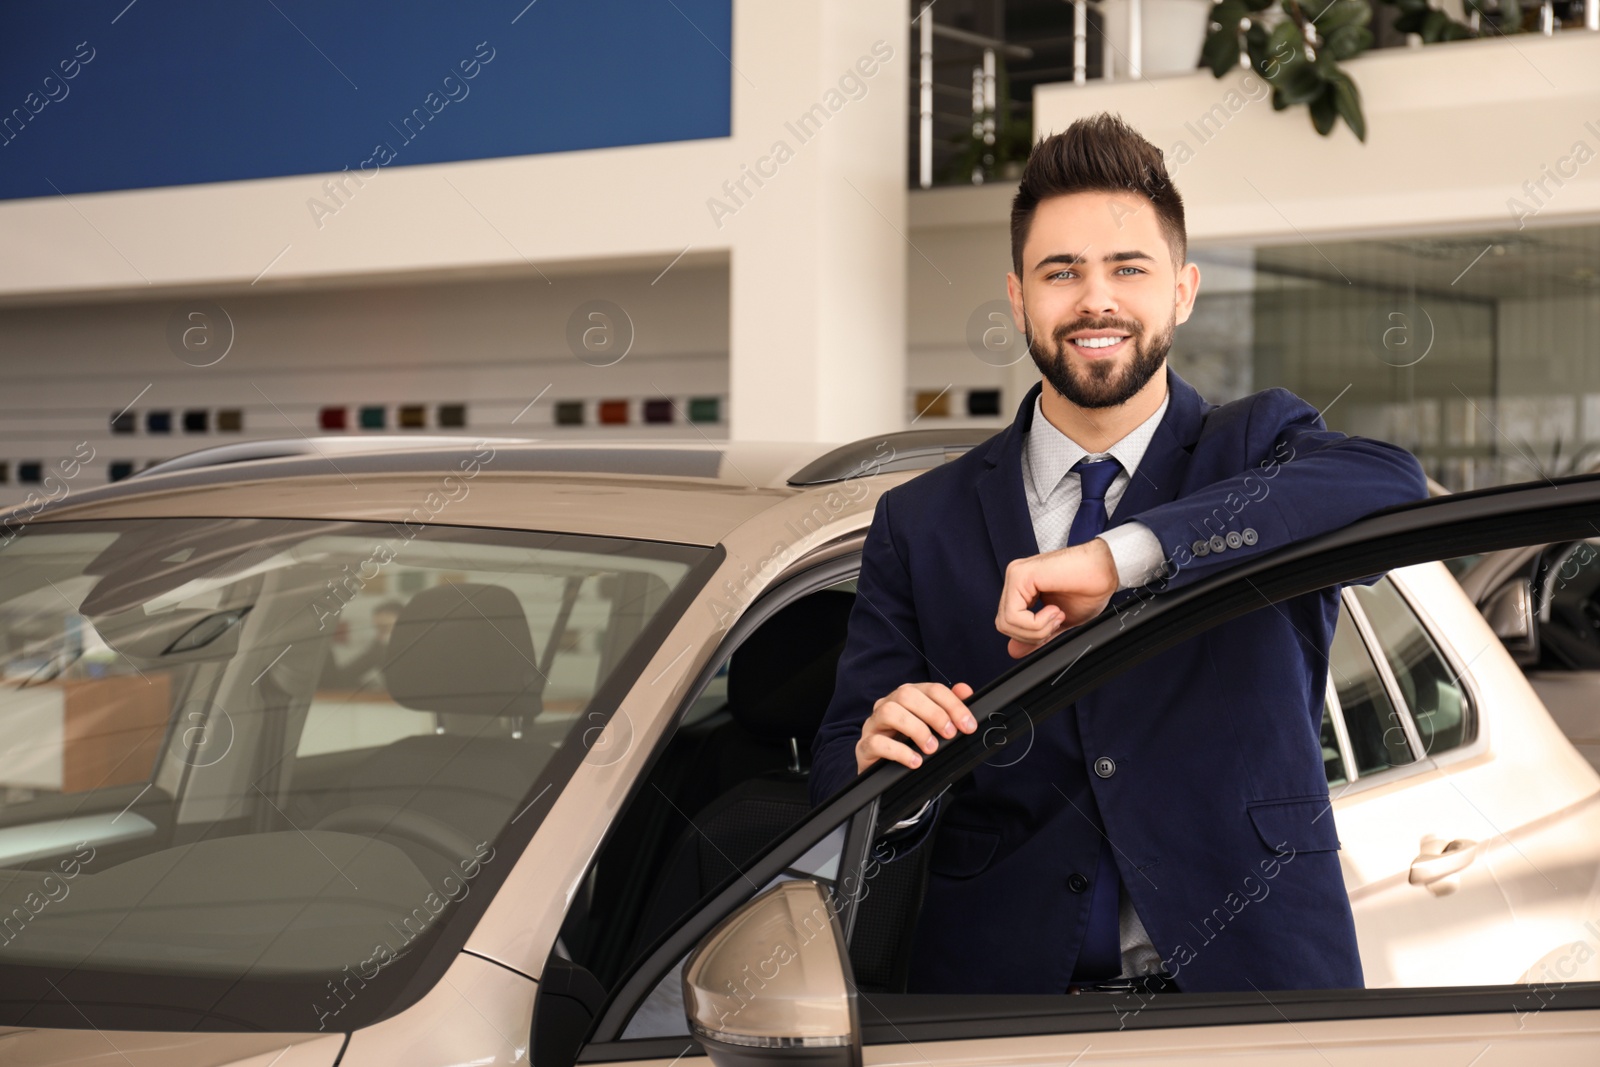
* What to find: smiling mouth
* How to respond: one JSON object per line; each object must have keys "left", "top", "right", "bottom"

{"left": 1068, "top": 335, "right": 1130, "bottom": 356}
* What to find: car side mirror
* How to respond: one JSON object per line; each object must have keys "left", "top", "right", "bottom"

{"left": 682, "top": 879, "right": 861, "bottom": 1067}
{"left": 1484, "top": 578, "right": 1539, "bottom": 667}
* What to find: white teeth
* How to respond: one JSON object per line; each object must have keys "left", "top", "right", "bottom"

{"left": 1072, "top": 335, "right": 1126, "bottom": 349}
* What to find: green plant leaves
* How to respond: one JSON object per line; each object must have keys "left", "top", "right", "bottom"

{"left": 1266, "top": 15, "right": 1306, "bottom": 59}
{"left": 1328, "top": 69, "right": 1366, "bottom": 141}
{"left": 1314, "top": 0, "right": 1371, "bottom": 30}
{"left": 1202, "top": 23, "right": 1243, "bottom": 76}
{"left": 1310, "top": 83, "right": 1339, "bottom": 135}
{"left": 1279, "top": 61, "right": 1325, "bottom": 105}
{"left": 1245, "top": 20, "right": 1271, "bottom": 74}
{"left": 1387, "top": 0, "right": 1490, "bottom": 39}
{"left": 1207, "top": 0, "right": 1371, "bottom": 140}
{"left": 1213, "top": 0, "right": 1250, "bottom": 25}
{"left": 1324, "top": 23, "right": 1374, "bottom": 59}
{"left": 1202, "top": 0, "right": 1249, "bottom": 75}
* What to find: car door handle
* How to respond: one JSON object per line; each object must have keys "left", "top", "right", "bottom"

{"left": 1409, "top": 837, "right": 1478, "bottom": 896}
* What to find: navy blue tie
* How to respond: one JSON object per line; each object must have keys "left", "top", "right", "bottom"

{"left": 1067, "top": 456, "right": 1122, "bottom": 549}
{"left": 1066, "top": 456, "right": 1124, "bottom": 982}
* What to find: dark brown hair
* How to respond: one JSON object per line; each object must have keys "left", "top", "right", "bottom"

{"left": 1009, "top": 111, "right": 1186, "bottom": 276}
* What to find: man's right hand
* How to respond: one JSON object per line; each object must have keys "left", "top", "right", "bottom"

{"left": 856, "top": 681, "right": 977, "bottom": 775}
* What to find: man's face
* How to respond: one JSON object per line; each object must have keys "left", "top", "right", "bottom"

{"left": 373, "top": 609, "right": 400, "bottom": 645}
{"left": 1005, "top": 191, "right": 1201, "bottom": 409}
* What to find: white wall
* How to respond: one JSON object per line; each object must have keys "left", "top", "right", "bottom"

{"left": 0, "top": 0, "right": 909, "bottom": 450}
{"left": 905, "top": 184, "right": 1038, "bottom": 427}
{"left": 0, "top": 262, "right": 733, "bottom": 504}
{"left": 1034, "top": 33, "right": 1600, "bottom": 243}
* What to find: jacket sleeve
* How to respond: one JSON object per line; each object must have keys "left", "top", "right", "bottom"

{"left": 1117, "top": 387, "right": 1428, "bottom": 599}
{"left": 808, "top": 489, "right": 935, "bottom": 807}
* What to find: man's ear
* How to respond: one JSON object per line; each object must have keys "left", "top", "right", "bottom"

{"left": 1174, "top": 260, "right": 1201, "bottom": 327}
{"left": 1006, "top": 271, "right": 1027, "bottom": 334}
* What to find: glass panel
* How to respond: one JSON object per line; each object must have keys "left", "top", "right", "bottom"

{"left": 0, "top": 518, "right": 706, "bottom": 1031}
{"left": 1351, "top": 578, "right": 1472, "bottom": 757}
{"left": 1330, "top": 603, "right": 1413, "bottom": 775}
{"left": 559, "top": 579, "right": 858, "bottom": 1003}
{"left": 1539, "top": 540, "right": 1600, "bottom": 669}
{"left": 1320, "top": 695, "right": 1349, "bottom": 787}
{"left": 621, "top": 818, "right": 853, "bottom": 1041}
{"left": 0, "top": 531, "right": 164, "bottom": 801}
{"left": 1178, "top": 225, "right": 1600, "bottom": 492}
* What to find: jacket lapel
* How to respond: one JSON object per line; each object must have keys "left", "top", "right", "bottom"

{"left": 1106, "top": 365, "right": 1209, "bottom": 527}
{"left": 976, "top": 380, "right": 1044, "bottom": 577}
{"left": 975, "top": 366, "right": 1211, "bottom": 576}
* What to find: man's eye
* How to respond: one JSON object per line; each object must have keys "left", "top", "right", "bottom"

{"left": 1046, "top": 267, "right": 1144, "bottom": 280}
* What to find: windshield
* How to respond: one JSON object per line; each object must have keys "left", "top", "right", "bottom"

{"left": 0, "top": 518, "right": 712, "bottom": 1032}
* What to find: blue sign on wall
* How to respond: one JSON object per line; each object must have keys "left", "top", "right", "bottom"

{"left": 0, "top": 0, "right": 732, "bottom": 201}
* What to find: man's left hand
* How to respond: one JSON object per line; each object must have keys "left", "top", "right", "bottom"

{"left": 996, "top": 538, "right": 1119, "bottom": 659}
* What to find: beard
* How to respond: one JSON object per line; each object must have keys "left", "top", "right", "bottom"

{"left": 1025, "top": 311, "right": 1174, "bottom": 409}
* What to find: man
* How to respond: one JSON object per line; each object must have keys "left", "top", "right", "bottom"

{"left": 808, "top": 112, "right": 1428, "bottom": 996}
{"left": 318, "top": 600, "right": 404, "bottom": 690}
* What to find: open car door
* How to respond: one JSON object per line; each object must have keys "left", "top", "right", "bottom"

{"left": 555, "top": 473, "right": 1600, "bottom": 1067}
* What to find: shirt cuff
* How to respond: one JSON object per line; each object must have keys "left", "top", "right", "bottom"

{"left": 885, "top": 786, "right": 948, "bottom": 833}
{"left": 1098, "top": 522, "right": 1167, "bottom": 590}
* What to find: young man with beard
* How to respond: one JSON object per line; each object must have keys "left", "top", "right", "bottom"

{"left": 808, "top": 112, "right": 1428, "bottom": 996}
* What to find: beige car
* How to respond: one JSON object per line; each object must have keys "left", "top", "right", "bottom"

{"left": 0, "top": 433, "right": 1597, "bottom": 1066}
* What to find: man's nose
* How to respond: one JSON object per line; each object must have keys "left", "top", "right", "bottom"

{"left": 1074, "top": 273, "right": 1119, "bottom": 319}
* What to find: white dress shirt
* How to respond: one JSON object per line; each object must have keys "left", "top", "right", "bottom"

{"left": 1021, "top": 387, "right": 1169, "bottom": 979}
{"left": 1021, "top": 391, "right": 1169, "bottom": 589}
{"left": 887, "top": 388, "right": 1174, "bottom": 976}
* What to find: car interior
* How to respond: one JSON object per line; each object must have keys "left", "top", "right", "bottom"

{"left": 1463, "top": 538, "right": 1600, "bottom": 775}
{"left": 554, "top": 570, "right": 933, "bottom": 1000}
{"left": 292, "top": 581, "right": 562, "bottom": 887}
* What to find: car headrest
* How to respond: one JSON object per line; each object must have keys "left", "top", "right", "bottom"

{"left": 383, "top": 583, "right": 543, "bottom": 719}
{"left": 728, "top": 589, "right": 855, "bottom": 742}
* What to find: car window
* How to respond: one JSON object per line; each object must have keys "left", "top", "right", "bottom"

{"left": 0, "top": 518, "right": 711, "bottom": 1033}
{"left": 555, "top": 573, "right": 858, "bottom": 1006}
{"left": 1319, "top": 691, "right": 1350, "bottom": 787}
{"left": 1441, "top": 553, "right": 1485, "bottom": 582}
{"left": 619, "top": 819, "right": 854, "bottom": 1040}
{"left": 0, "top": 531, "right": 172, "bottom": 801}
{"left": 1329, "top": 600, "right": 1414, "bottom": 775}
{"left": 1350, "top": 577, "right": 1473, "bottom": 757}
{"left": 1536, "top": 539, "right": 1600, "bottom": 669}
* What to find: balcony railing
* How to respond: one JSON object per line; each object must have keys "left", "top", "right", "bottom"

{"left": 911, "top": 0, "right": 1600, "bottom": 189}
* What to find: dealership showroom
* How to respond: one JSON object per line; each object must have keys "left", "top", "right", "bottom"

{"left": 3, "top": 0, "right": 1600, "bottom": 1063}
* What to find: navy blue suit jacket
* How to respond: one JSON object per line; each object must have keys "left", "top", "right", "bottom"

{"left": 809, "top": 368, "right": 1429, "bottom": 994}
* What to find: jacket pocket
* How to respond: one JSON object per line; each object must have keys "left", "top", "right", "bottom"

{"left": 1246, "top": 795, "right": 1341, "bottom": 854}
{"left": 927, "top": 823, "right": 1001, "bottom": 879}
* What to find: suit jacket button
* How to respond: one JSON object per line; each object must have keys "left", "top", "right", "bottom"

{"left": 1242, "top": 527, "right": 1258, "bottom": 545}
{"left": 1208, "top": 535, "right": 1227, "bottom": 554}
{"left": 1191, "top": 539, "right": 1209, "bottom": 557}
{"left": 1094, "top": 756, "right": 1116, "bottom": 778}
{"left": 1225, "top": 531, "right": 1244, "bottom": 549}
{"left": 1068, "top": 873, "right": 1089, "bottom": 893}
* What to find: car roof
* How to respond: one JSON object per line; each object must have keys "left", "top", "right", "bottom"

{"left": 21, "top": 432, "right": 997, "bottom": 547}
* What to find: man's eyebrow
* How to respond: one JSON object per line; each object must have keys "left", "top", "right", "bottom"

{"left": 1032, "top": 250, "right": 1155, "bottom": 271}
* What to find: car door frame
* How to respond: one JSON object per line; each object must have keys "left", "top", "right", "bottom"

{"left": 530, "top": 533, "right": 874, "bottom": 1055}
{"left": 574, "top": 474, "right": 1600, "bottom": 1062}
{"left": 1326, "top": 572, "right": 1491, "bottom": 796}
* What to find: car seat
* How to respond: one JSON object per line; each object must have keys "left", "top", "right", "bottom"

{"left": 625, "top": 588, "right": 932, "bottom": 992}
{"left": 316, "top": 583, "right": 548, "bottom": 872}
